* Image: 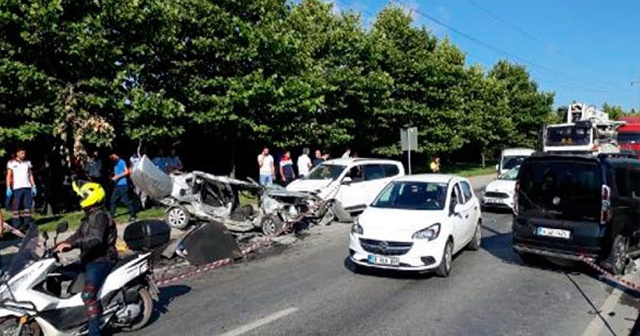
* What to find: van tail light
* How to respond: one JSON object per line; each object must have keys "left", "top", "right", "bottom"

{"left": 601, "top": 185, "right": 611, "bottom": 224}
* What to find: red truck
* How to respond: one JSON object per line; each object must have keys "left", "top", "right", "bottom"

{"left": 617, "top": 116, "right": 640, "bottom": 158}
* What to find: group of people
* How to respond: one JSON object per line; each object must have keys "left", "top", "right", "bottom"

{"left": 257, "top": 146, "right": 356, "bottom": 186}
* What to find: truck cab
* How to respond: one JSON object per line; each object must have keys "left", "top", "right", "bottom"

{"left": 496, "top": 148, "right": 535, "bottom": 177}
{"left": 617, "top": 116, "right": 640, "bottom": 159}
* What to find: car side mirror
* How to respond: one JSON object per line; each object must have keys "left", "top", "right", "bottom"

{"left": 342, "top": 177, "right": 352, "bottom": 185}
{"left": 56, "top": 221, "right": 69, "bottom": 234}
{"left": 450, "top": 203, "right": 461, "bottom": 216}
{"left": 495, "top": 164, "right": 499, "bottom": 171}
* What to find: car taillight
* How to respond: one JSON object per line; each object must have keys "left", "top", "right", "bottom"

{"left": 601, "top": 184, "right": 611, "bottom": 224}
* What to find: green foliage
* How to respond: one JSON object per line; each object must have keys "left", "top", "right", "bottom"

{"left": 602, "top": 103, "right": 626, "bottom": 120}
{"left": 0, "top": 0, "right": 556, "bottom": 169}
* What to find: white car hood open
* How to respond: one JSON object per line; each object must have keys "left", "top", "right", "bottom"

{"left": 485, "top": 179, "right": 516, "bottom": 194}
{"left": 358, "top": 207, "right": 449, "bottom": 236}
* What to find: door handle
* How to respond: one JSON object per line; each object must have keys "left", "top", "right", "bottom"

{"left": 465, "top": 214, "right": 469, "bottom": 218}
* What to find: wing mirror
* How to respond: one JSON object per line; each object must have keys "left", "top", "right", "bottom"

{"left": 495, "top": 164, "right": 499, "bottom": 172}
{"left": 342, "top": 177, "right": 353, "bottom": 185}
{"left": 450, "top": 203, "right": 462, "bottom": 216}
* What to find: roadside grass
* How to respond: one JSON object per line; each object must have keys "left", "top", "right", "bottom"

{"left": 413, "top": 161, "right": 497, "bottom": 177}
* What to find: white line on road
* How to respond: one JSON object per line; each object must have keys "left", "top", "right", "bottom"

{"left": 218, "top": 307, "right": 298, "bottom": 336}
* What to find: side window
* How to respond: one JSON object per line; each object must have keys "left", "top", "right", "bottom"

{"left": 383, "top": 164, "right": 400, "bottom": 178}
{"left": 629, "top": 169, "right": 640, "bottom": 198}
{"left": 460, "top": 181, "right": 473, "bottom": 202}
{"left": 347, "top": 165, "right": 364, "bottom": 182}
{"left": 615, "top": 168, "right": 629, "bottom": 197}
{"left": 364, "top": 164, "right": 386, "bottom": 181}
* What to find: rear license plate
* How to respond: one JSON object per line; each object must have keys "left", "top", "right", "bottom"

{"left": 368, "top": 255, "right": 400, "bottom": 266}
{"left": 536, "top": 227, "right": 571, "bottom": 239}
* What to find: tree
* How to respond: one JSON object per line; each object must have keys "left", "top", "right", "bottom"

{"left": 602, "top": 103, "right": 626, "bottom": 120}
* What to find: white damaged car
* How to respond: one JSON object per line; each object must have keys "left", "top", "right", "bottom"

{"left": 348, "top": 174, "right": 482, "bottom": 277}
{"left": 481, "top": 166, "right": 519, "bottom": 212}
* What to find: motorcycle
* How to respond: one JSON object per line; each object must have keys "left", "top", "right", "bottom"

{"left": 0, "top": 221, "right": 159, "bottom": 335}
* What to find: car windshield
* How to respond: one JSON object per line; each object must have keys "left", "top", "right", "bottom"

{"left": 2, "top": 225, "right": 40, "bottom": 281}
{"left": 545, "top": 125, "right": 592, "bottom": 146}
{"left": 502, "top": 156, "right": 527, "bottom": 170}
{"left": 518, "top": 159, "right": 601, "bottom": 219}
{"left": 304, "top": 163, "right": 346, "bottom": 180}
{"left": 371, "top": 181, "right": 447, "bottom": 210}
{"left": 499, "top": 166, "right": 520, "bottom": 181}
{"left": 617, "top": 132, "right": 640, "bottom": 144}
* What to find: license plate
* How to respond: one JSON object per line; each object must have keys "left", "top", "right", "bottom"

{"left": 368, "top": 255, "right": 400, "bottom": 266}
{"left": 536, "top": 227, "right": 571, "bottom": 239}
{"left": 485, "top": 197, "right": 500, "bottom": 204}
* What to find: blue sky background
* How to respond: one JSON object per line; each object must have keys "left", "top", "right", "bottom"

{"left": 301, "top": 0, "right": 640, "bottom": 111}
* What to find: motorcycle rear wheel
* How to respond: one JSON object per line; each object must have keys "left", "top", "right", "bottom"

{"left": 0, "top": 318, "right": 40, "bottom": 336}
{"left": 120, "top": 288, "right": 153, "bottom": 332}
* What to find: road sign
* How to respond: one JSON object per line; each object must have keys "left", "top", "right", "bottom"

{"left": 400, "top": 127, "right": 418, "bottom": 151}
{"left": 401, "top": 127, "right": 418, "bottom": 175}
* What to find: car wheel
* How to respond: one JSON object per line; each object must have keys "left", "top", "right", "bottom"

{"left": 165, "top": 205, "right": 191, "bottom": 230}
{"left": 468, "top": 221, "right": 482, "bottom": 251}
{"left": 604, "top": 234, "right": 628, "bottom": 275}
{"left": 261, "top": 215, "right": 285, "bottom": 237}
{"left": 436, "top": 239, "right": 453, "bottom": 278}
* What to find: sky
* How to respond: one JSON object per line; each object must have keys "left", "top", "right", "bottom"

{"left": 309, "top": 0, "right": 640, "bottom": 111}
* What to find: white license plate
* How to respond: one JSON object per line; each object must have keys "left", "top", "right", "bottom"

{"left": 368, "top": 255, "right": 400, "bottom": 266}
{"left": 485, "top": 197, "right": 501, "bottom": 204}
{"left": 536, "top": 227, "right": 571, "bottom": 239}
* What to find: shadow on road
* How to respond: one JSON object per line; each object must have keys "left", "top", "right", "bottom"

{"left": 149, "top": 285, "right": 192, "bottom": 325}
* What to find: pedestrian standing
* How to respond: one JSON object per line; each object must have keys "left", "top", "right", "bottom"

{"left": 257, "top": 146, "right": 275, "bottom": 186}
{"left": 109, "top": 151, "right": 136, "bottom": 222}
{"left": 167, "top": 147, "right": 183, "bottom": 173}
{"left": 279, "top": 151, "right": 296, "bottom": 186}
{"left": 430, "top": 156, "right": 441, "bottom": 173}
{"left": 5, "top": 148, "right": 36, "bottom": 230}
{"left": 312, "top": 150, "right": 325, "bottom": 168}
{"left": 297, "top": 147, "right": 312, "bottom": 177}
{"left": 85, "top": 150, "right": 102, "bottom": 182}
{"left": 153, "top": 148, "right": 169, "bottom": 174}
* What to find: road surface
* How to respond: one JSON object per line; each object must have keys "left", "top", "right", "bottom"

{"left": 129, "top": 198, "right": 640, "bottom": 335}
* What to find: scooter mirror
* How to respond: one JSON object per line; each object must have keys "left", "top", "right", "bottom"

{"left": 56, "top": 221, "right": 69, "bottom": 234}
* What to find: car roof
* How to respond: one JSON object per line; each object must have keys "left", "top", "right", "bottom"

{"left": 502, "top": 148, "right": 535, "bottom": 156}
{"left": 323, "top": 158, "right": 402, "bottom": 166}
{"left": 393, "top": 174, "right": 462, "bottom": 184}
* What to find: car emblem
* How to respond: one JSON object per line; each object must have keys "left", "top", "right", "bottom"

{"left": 552, "top": 197, "right": 560, "bottom": 205}
{"left": 378, "top": 241, "right": 388, "bottom": 253}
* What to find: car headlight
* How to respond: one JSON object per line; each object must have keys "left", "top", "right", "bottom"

{"left": 412, "top": 223, "right": 441, "bottom": 241}
{"left": 351, "top": 218, "right": 363, "bottom": 235}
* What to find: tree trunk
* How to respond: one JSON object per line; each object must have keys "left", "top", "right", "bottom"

{"left": 229, "top": 145, "right": 236, "bottom": 179}
{"left": 481, "top": 151, "right": 486, "bottom": 168}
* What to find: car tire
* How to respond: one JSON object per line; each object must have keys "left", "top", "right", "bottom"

{"left": 604, "top": 234, "right": 628, "bottom": 276}
{"left": 261, "top": 214, "right": 285, "bottom": 237}
{"left": 165, "top": 205, "right": 191, "bottom": 230}
{"left": 436, "top": 239, "right": 453, "bottom": 278}
{"left": 468, "top": 221, "right": 482, "bottom": 251}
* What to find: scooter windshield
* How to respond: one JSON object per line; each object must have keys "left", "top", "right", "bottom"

{"left": 3, "top": 225, "right": 40, "bottom": 280}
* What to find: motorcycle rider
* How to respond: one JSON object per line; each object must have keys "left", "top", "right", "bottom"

{"left": 55, "top": 180, "right": 117, "bottom": 336}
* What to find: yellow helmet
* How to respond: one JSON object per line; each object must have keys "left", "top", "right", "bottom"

{"left": 72, "top": 180, "right": 106, "bottom": 208}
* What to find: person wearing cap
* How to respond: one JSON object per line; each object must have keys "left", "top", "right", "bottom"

{"left": 55, "top": 180, "right": 117, "bottom": 336}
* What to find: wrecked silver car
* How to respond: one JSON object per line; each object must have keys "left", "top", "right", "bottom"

{"left": 131, "top": 156, "right": 346, "bottom": 237}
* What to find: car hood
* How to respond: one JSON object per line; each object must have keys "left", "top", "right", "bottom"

{"left": 358, "top": 207, "right": 448, "bottom": 234}
{"left": 286, "top": 179, "right": 333, "bottom": 193}
{"left": 485, "top": 180, "right": 516, "bottom": 193}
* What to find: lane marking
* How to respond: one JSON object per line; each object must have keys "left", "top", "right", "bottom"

{"left": 219, "top": 307, "right": 298, "bottom": 336}
{"left": 580, "top": 269, "right": 637, "bottom": 336}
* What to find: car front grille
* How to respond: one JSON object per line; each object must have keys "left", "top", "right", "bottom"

{"left": 485, "top": 191, "right": 509, "bottom": 199}
{"left": 359, "top": 238, "right": 413, "bottom": 256}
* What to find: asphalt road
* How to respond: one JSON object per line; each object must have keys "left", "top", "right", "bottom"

{"left": 129, "top": 197, "right": 640, "bottom": 336}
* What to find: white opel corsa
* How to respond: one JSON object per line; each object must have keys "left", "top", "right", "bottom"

{"left": 348, "top": 174, "right": 483, "bottom": 277}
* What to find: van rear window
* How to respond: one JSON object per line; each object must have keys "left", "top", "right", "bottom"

{"left": 519, "top": 160, "right": 601, "bottom": 219}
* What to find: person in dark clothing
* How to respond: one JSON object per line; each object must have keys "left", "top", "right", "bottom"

{"left": 109, "top": 151, "right": 136, "bottom": 222}
{"left": 55, "top": 180, "right": 117, "bottom": 336}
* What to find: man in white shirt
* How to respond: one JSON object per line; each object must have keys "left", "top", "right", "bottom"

{"left": 257, "top": 146, "right": 275, "bottom": 186}
{"left": 297, "top": 147, "right": 312, "bottom": 177}
{"left": 6, "top": 148, "right": 36, "bottom": 230}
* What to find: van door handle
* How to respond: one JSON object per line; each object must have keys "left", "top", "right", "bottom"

{"left": 465, "top": 214, "right": 469, "bottom": 218}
